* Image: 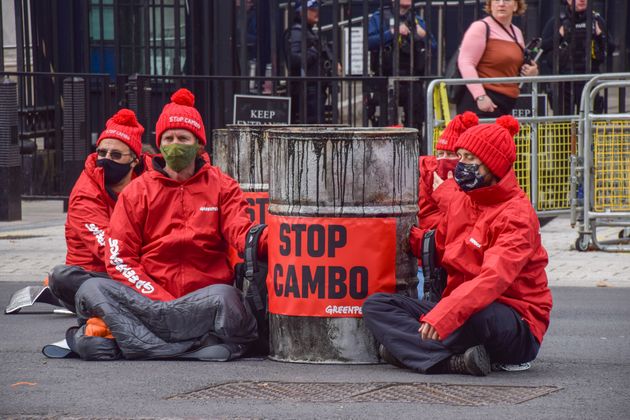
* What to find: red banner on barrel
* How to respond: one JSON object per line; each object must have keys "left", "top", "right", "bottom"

{"left": 267, "top": 215, "right": 397, "bottom": 317}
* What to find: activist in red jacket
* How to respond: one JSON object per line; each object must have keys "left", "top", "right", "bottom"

{"left": 417, "top": 112, "right": 478, "bottom": 231}
{"left": 47, "top": 109, "right": 146, "bottom": 311}
{"left": 363, "top": 115, "right": 552, "bottom": 376}
{"left": 104, "top": 89, "right": 265, "bottom": 302}
{"left": 71, "top": 88, "right": 264, "bottom": 362}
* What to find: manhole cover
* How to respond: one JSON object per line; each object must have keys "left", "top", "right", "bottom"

{"left": 169, "top": 381, "right": 560, "bottom": 405}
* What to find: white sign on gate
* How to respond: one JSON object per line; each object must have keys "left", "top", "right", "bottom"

{"left": 343, "top": 27, "right": 364, "bottom": 75}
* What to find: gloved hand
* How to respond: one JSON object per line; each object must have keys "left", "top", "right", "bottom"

{"left": 85, "top": 317, "right": 113, "bottom": 339}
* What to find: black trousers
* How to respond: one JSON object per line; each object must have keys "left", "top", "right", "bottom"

{"left": 362, "top": 293, "right": 540, "bottom": 373}
{"left": 48, "top": 264, "right": 111, "bottom": 312}
{"left": 457, "top": 88, "right": 517, "bottom": 118}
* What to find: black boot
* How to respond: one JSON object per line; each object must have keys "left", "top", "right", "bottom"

{"left": 444, "top": 345, "right": 491, "bottom": 376}
{"left": 378, "top": 344, "right": 407, "bottom": 369}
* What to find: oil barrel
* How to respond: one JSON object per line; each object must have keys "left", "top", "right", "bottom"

{"left": 213, "top": 125, "right": 347, "bottom": 226}
{"left": 266, "top": 127, "right": 419, "bottom": 363}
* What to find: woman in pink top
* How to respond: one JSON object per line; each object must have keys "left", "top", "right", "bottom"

{"left": 457, "top": 0, "right": 538, "bottom": 117}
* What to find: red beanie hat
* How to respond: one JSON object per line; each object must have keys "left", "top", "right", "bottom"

{"left": 155, "top": 88, "right": 206, "bottom": 147}
{"left": 453, "top": 115, "right": 520, "bottom": 178}
{"left": 97, "top": 108, "right": 144, "bottom": 157}
{"left": 436, "top": 111, "right": 479, "bottom": 152}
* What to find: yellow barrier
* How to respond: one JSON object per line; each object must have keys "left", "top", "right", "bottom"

{"left": 592, "top": 121, "right": 630, "bottom": 212}
{"left": 513, "top": 124, "right": 531, "bottom": 199}
{"left": 536, "top": 122, "right": 575, "bottom": 211}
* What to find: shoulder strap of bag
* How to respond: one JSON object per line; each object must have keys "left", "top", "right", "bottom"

{"left": 243, "top": 224, "right": 267, "bottom": 311}
{"left": 488, "top": 16, "right": 523, "bottom": 51}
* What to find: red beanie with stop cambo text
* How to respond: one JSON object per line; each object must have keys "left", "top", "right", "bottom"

{"left": 155, "top": 88, "right": 206, "bottom": 147}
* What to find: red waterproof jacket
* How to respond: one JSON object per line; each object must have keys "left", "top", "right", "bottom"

{"left": 417, "top": 156, "right": 460, "bottom": 231}
{"left": 65, "top": 153, "right": 151, "bottom": 271}
{"left": 415, "top": 170, "right": 552, "bottom": 344}
{"left": 65, "top": 154, "right": 114, "bottom": 272}
{"left": 105, "top": 157, "right": 259, "bottom": 301}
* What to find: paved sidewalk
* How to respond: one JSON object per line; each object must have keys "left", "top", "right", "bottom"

{"left": 0, "top": 200, "right": 629, "bottom": 287}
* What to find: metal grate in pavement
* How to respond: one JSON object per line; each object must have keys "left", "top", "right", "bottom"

{"left": 169, "top": 381, "right": 560, "bottom": 405}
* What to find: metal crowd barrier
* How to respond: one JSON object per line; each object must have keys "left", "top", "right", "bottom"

{"left": 572, "top": 74, "right": 630, "bottom": 252}
{"left": 426, "top": 73, "right": 630, "bottom": 251}
{"left": 427, "top": 74, "right": 606, "bottom": 216}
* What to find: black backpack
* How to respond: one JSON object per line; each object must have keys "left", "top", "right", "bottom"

{"left": 235, "top": 224, "right": 269, "bottom": 356}
{"left": 421, "top": 229, "right": 447, "bottom": 303}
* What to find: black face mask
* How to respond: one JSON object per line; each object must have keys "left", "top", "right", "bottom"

{"left": 454, "top": 162, "right": 487, "bottom": 192}
{"left": 96, "top": 158, "right": 133, "bottom": 185}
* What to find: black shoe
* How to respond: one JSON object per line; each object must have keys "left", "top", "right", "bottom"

{"left": 445, "top": 345, "right": 491, "bottom": 376}
{"left": 378, "top": 344, "right": 406, "bottom": 369}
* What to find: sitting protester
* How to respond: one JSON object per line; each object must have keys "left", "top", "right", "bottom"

{"left": 416, "top": 111, "right": 478, "bottom": 300}
{"left": 363, "top": 115, "right": 553, "bottom": 376}
{"left": 418, "top": 112, "right": 478, "bottom": 231}
{"left": 47, "top": 109, "right": 147, "bottom": 312}
{"left": 61, "top": 89, "right": 267, "bottom": 361}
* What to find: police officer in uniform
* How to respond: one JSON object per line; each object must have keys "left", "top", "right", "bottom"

{"left": 367, "top": 0, "right": 434, "bottom": 150}
{"left": 285, "top": 0, "right": 335, "bottom": 123}
{"left": 541, "top": 0, "right": 612, "bottom": 114}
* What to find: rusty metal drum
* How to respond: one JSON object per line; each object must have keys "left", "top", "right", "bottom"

{"left": 213, "top": 125, "right": 347, "bottom": 226}
{"left": 266, "top": 127, "right": 419, "bottom": 363}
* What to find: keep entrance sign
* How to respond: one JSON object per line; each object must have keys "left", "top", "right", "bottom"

{"left": 233, "top": 94, "right": 291, "bottom": 125}
{"left": 267, "top": 215, "right": 397, "bottom": 318}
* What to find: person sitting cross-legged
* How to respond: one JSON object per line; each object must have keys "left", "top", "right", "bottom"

{"left": 59, "top": 89, "right": 267, "bottom": 361}
{"left": 47, "top": 109, "right": 148, "bottom": 312}
{"left": 363, "top": 115, "right": 553, "bottom": 376}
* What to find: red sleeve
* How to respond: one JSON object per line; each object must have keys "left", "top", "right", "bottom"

{"left": 432, "top": 179, "right": 461, "bottom": 214}
{"left": 105, "top": 184, "right": 175, "bottom": 301}
{"left": 422, "top": 211, "right": 537, "bottom": 340}
{"left": 66, "top": 191, "right": 111, "bottom": 263}
{"left": 409, "top": 225, "right": 427, "bottom": 259}
{"left": 418, "top": 157, "right": 442, "bottom": 231}
{"left": 218, "top": 173, "right": 256, "bottom": 256}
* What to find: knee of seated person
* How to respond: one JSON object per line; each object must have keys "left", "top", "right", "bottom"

{"left": 48, "top": 264, "right": 71, "bottom": 291}
{"left": 362, "top": 293, "right": 390, "bottom": 314}
{"left": 207, "top": 284, "right": 241, "bottom": 302}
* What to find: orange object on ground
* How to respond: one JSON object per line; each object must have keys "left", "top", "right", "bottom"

{"left": 42, "top": 276, "right": 49, "bottom": 287}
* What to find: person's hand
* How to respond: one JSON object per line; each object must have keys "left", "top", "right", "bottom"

{"left": 476, "top": 95, "right": 497, "bottom": 113}
{"left": 433, "top": 171, "right": 444, "bottom": 190}
{"left": 432, "top": 171, "right": 452, "bottom": 191}
{"left": 398, "top": 23, "right": 410, "bottom": 37}
{"left": 337, "top": 62, "right": 343, "bottom": 76}
{"left": 419, "top": 322, "right": 441, "bottom": 341}
{"left": 521, "top": 62, "right": 539, "bottom": 77}
{"left": 595, "top": 21, "right": 602, "bottom": 36}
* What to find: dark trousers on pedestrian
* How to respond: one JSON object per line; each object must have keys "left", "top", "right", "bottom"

{"left": 48, "top": 264, "right": 111, "bottom": 313}
{"left": 457, "top": 88, "right": 517, "bottom": 119}
{"left": 362, "top": 293, "right": 540, "bottom": 373}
